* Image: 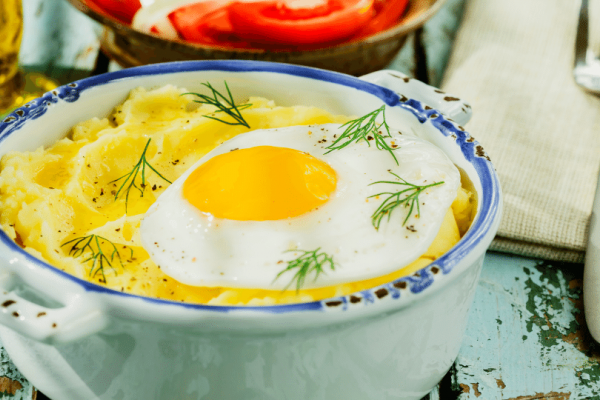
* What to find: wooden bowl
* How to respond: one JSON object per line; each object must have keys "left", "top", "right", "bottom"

{"left": 66, "top": 0, "right": 446, "bottom": 76}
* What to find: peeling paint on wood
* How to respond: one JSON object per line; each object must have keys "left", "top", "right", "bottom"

{"left": 454, "top": 253, "right": 600, "bottom": 399}
{"left": 0, "top": 377, "right": 22, "bottom": 395}
{"left": 506, "top": 392, "right": 571, "bottom": 400}
{"left": 0, "top": 345, "right": 36, "bottom": 399}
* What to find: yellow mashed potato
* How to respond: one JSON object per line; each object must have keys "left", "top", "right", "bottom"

{"left": 0, "top": 85, "right": 476, "bottom": 305}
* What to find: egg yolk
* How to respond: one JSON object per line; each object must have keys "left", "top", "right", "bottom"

{"left": 183, "top": 146, "right": 337, "bottom": 220}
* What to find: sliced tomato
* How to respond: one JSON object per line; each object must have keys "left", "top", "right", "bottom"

{"left": 168, "top": 1, "right": 249, "bottom": 46}
{"left": 168, "top": 1, "right": 225, "bottom": 42}
{"left": 88, "top": 0, "right": 142, "bottom": 24}
{"left": 354, "top": 0, "right": 409, "bottom": 37}
{"left": 228, "top": 0, "right": 375, "bottom": 46}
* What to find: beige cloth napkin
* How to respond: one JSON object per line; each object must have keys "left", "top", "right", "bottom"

{"left": 440, "top": 0, "right": 600, "bottom": 263}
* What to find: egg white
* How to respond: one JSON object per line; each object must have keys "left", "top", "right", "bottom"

{"left": 140, "top": 123, "right": 461, "bottom": 290}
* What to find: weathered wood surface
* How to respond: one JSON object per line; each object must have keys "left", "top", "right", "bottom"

{"left": 449, "top": 253, "right": 600, "bottom": 400}
{"left": 7, "top": 0, "right": 600, "bottom": 399}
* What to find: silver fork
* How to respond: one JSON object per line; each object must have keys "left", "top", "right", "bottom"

{"left": 574, "top": 0, "right": 600, "bottom": 94}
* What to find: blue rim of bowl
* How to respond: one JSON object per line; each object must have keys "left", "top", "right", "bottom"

{"left": 0, "top": 60, "right": 501, "bottom": 314}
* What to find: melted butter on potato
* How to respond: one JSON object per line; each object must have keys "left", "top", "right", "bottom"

{"left": 0, "top": 85, "right": 476, "bottom": 305}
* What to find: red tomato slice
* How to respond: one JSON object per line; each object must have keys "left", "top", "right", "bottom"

{"left": 168, "top": 1, "right": 225, "bottom": 42}
{"left": 228, "top": 0, "right": 375, "bottom": 46}
{"left": 88, "top": 0, "right": 142, "bottom": 24}
{"left": 168, "top": 1, "right": 248, "bottom": 46}
{"left": 355, "top": 0, "right": 409, "bottom": 37}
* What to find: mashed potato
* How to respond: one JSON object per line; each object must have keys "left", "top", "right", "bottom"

{"left": 0, "top": 85, "right": 475, "bottom": 305}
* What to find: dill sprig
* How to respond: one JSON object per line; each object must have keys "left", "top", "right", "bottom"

{"left": 110, "top": 138, "right": 171, "bottom": 212}
{"left": 274, "top": 248, "right": 336, "bottom": 292}
{"left": 324, "top": 105, "right": 399, "bottom": 165}
{"left": 182, "top": 81, "right": 251, "bottom": 128}
{"left": 61, "top": 234, "right": 132, "bottom": 282}
{"left": 369, "top": 171, "right": 444, "bottom": 230}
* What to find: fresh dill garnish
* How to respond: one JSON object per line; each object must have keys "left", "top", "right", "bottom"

{"left": 324, "top": 105, "right": 399, "bottom": 165}
{"left": 274, "top": 248, "right": 336, "bottom": 292}
{"left": 182, "top": 81, "right": 251, "bottom": 128}
{"left": 61, "top": 234, "right": 132, "bottom": 282}
{"left": 369, "top": 171, "right": 444, "bottom": 230}
{"left": 110, "top": 138, "right": 171, "bottom": 212}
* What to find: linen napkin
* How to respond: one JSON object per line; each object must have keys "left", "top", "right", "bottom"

{"left": 440, "top": 0, "right": 600, "bottom": 263}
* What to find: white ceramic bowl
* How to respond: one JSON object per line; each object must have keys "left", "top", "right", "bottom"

{"left": 0, "top": 61, "right": 501, "bottom": 400}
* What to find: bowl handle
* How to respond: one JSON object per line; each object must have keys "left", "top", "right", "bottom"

{"left": 359, "top": 70, "right": 472, "bottom": 126}
{"left": 0, "top": 271, "right": 108, "bottom": 343}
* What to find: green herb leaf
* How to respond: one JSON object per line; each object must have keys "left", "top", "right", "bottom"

{"left": 61, "top": 234, "right": 132, "bottom": 282}
{"left": 109, "top": 138, "right": 171, "bottom": 213}
{"left": 182, "top": 81, "right": 251, "bottom": 128}
{"left": 275, "top": 248, "right": 336, "bottom": 292}
{"left": 324, "top": 105, "right": 399, "bottom": 165}
{"left": 369, "top": 171, "right": 444, "bottom": 230}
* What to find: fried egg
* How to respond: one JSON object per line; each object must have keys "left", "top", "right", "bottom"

{"left": 139, "top": 123, "right": 461, "bottom": 290}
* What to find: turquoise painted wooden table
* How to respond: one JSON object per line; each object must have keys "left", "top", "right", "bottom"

{"left": 3, "top": 0, "right": 600, "bottom": 399}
